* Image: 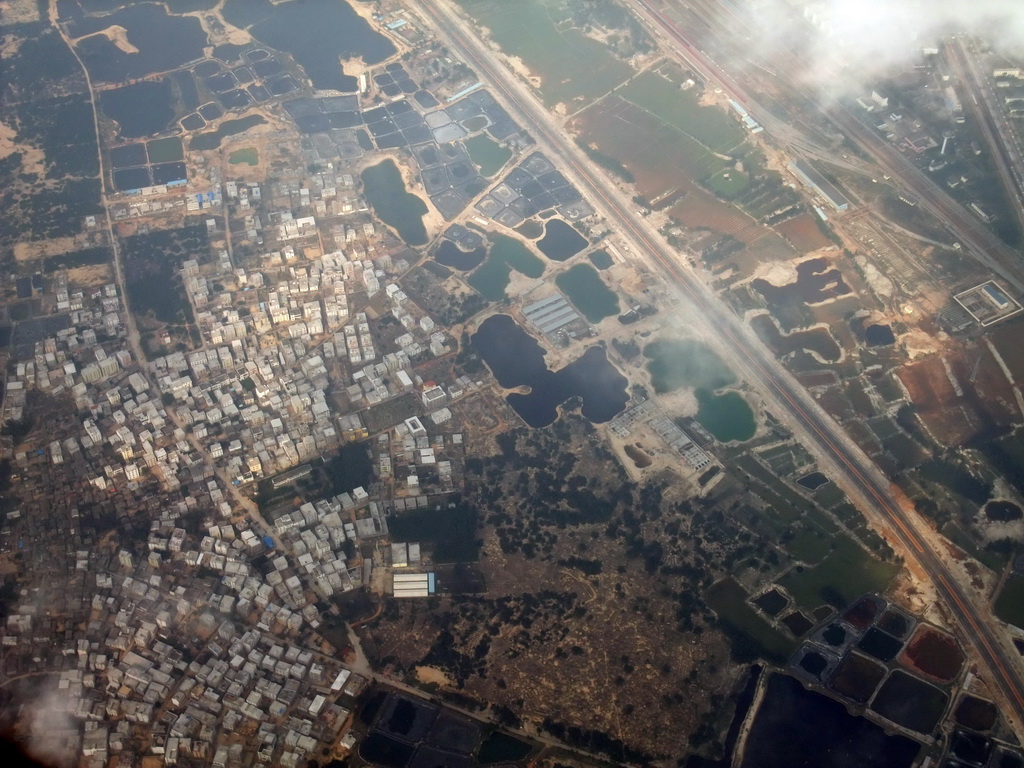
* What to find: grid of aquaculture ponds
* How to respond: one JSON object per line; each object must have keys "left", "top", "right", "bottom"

{"left": 109, "top": 137, "right": 187, "bottom": 192}
{"left": 285, "top": 85, "right": 527, "bottom": 220}
{"left": 476, "top": 152, "right": 594, "bottom": 227}
{"left": 181, "top": 48, "right": 293, "bottom": 132}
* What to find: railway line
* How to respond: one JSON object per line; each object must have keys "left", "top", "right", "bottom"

{"left": 418, "top": 0, "right": 1024, "bottom": 738}
{"left": 631, "top": 0, "right": 1024, "bottom": 292}
{"left": 946, "top": 36, "right": 1024, "bottom": 236}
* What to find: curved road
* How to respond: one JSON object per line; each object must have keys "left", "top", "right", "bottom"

{"left": 418, "top": 0, "right": 1024, "bottom": 737}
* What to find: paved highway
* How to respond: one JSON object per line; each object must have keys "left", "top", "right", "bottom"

{"left": 418, "top": 0, "right": 1024, "bottom": 738}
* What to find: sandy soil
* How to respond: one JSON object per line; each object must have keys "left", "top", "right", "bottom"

{"left": 900, "top": 327, "right": 945, "bottom": 360}
{"left": 853, "top": 254, "right": 895, "bottom": 299}
{"left": 0, "top": 0, "right": 40, "bottom": 25}
{"left": 218, "top": 25, "right": 252, "bottom": 46}
{"left": 0, "top": 120, "right": 45, "bottom": 177}
{"left": 657, "top": 386, "right": 699, "bottom": 417}
{"left": 503, "top": 268, "right": 544, "bottom": 301}
{"left": 74, "top": 25, "right": 139, "bottom": 54}
{"left": 414, "top": 665, "right": 454, "bottom": 687}
{"left": 502, "top": 51, "right": 542, "bottom": 90}
{"left": 67, "top": 264, "right": 113, "bottom": 287}
{"left": 747, "top": 258, "right": 800, "bottom": 286}
{"left": 14, "top": 236, "right": 83, "bottom": 262}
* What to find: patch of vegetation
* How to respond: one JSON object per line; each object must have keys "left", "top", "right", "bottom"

{"left": 42, "top": 246, "right": 111, "bottom": 273}
{"left": 575, "top": 139, "right": 635, "bottom": 183}
{"left": 456, "top": 0, "right": 632, "bottom": 107}
{"left": 121, "top": 225, "right": 205, "bottom": 324}
{"left": 228, "top": 147, "right": 259, "bottom": 166}
{"left": 388, "top": 504, "right": 480, "bottom": 563}
{"left": 705, "top": 167, "right": 750, "bottom": 198}
{"left": 994, "top": 573, "right": 1024, "bottom": 629}
{"left": 779, "top": 535, "right": 899, "bottom": 611}
{"left": 0, "top": 25, "right": 102, "bottom": 253}
{"left": 706, "top": 578, "right": 796, "bottom": 663}
{"left": 619, "top": 68, "right": 745, "bottom": 152}
{"left": 323, "top": 443, "right": 374, "bottom": 495}
{"left": 558, "top": 556, "right": 602, "bottom": 575}
{"left": 917, "top": 457, "right": 992, "bottom": 505}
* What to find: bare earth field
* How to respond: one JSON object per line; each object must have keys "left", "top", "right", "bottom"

{"left": 990, "top": 322, "right": 1024, "bottom": 383}
{"left": 776, "top": 213, "right": 832, "bottom": 254}
{"left": 897, "top": 356, "right": 963, "bottom": 411}
{"left": 358, "top": 418, "right": 739, "bottom": 762}
{"left": 896, "top": 351, "right": 990, "bottom": 445}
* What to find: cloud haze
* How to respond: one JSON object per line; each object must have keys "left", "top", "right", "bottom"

{"left": 747, "top": 0, "right": 1024, "bottom": 92}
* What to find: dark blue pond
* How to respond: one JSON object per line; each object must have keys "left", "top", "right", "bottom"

{"left": 223, "top": 0, "right": 395, "bottom": 92}
{"left": 100, "top": 79, "right": 175, "bottom": 138}
{"left": 473, "top": 314, "right": 628, "bottom": 428}
{"left": 865, "top": 323, "right": 896, "bottom": 346}
{"left": 71, "top": 4, "right": 208, "bottom": 83}
{"left": 435, "top": 240, "right": 486, "bottom": 271}
{"left": 740, "top": 673, "right": 920, "bottom": 768}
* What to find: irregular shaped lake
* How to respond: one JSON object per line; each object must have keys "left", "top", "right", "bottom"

{"left": 435, "top": 240, "right": 486, "bottom": 271}
{"left": 473, "top": 314, "right": 627, "bottom": 428}
{"left": 100, "top": 79, "right": 176, "bottom": 139}
{"left": 555, "top": 263, "right": 619, "bottom": 323}
{"left": 72, "top": 4, "right": 207, "bottom": 83}
{"left": 467, "top": 234, "right": 544, "bottom": 301}
{"left": 752, "top": 257, "right": 851, "bottom": 307}
{"left": 644, "top": 338, "right": 756, "bottom": 441}
{"left": 739, "top": 673, "right": 920, "bottom": 768}
{"left": 223, "top": 0, "right": 395, "bottom": 92}
{"left": 537, "top": 218, "right": 588, "bottom": 261}
{"left": 361, "top": 160, "right": 429, "bottom": 246}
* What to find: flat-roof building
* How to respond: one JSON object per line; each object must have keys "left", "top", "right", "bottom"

{"left": 954, "top": 280, "right": 1022, "bottom": 326}
{"left": 523, "top": 293, "right": 581, "bottom": 335}
{"left": 392, "top": 572, "right": 435, "bottom": 598}
{"left": 788, "top": 160, "right": 850, "bottom": 212}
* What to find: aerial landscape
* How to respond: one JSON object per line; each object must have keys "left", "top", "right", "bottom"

{"left": 2, "top": 0, "right": 1024, "bottom": 766}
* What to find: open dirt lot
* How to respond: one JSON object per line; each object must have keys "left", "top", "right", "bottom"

{"left": 776, "top": 213, "right": 832, "bottom": 254}
{"left": 896, "top": 355, "right": 963, "bottom": 411}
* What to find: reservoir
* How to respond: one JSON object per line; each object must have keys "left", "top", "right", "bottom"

{"left": 644, "top": 339, "right": 756, "bottom": 441}
{"left": 589, "top": 249, "right": 614, "bottom": 270}
{"left": 435, "top": 240, "right": 486, "bottom": 271}
{"left": 537, "top": 219, "right": 589, "bottom": 261}
{"left": 100, "top": 79, "right": 176, "bottom": 139}
{"left": 361, "top": 160, "right": 429, "bottom": 246}
{"left": 72, "top": 3, "right": 208, "bottom": 83}
{"left": 555, "top": 263, "right": 619, "bottom": 323}
{"left": 865, "top": 323, "right": 896, "bottom": 346}
{"left": 465, "top": 134, "right": 512, "bottom": 177}
{"left": 467, "top": 234, "right": 545, "bottom": 301}
{"left": 223, "top": 0, "right": 395, "bottom": 92}
{"left": 473, "top": 314, "right": 628, "bottom": 428}
{"left": 695, "top": 390, "right": 756, "bottom": 443}
{"left": 752, "top": 257, "right": 851, "bottom": 307}
{"left": 740, "top": 673, "right": 920, "bottom": 768}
